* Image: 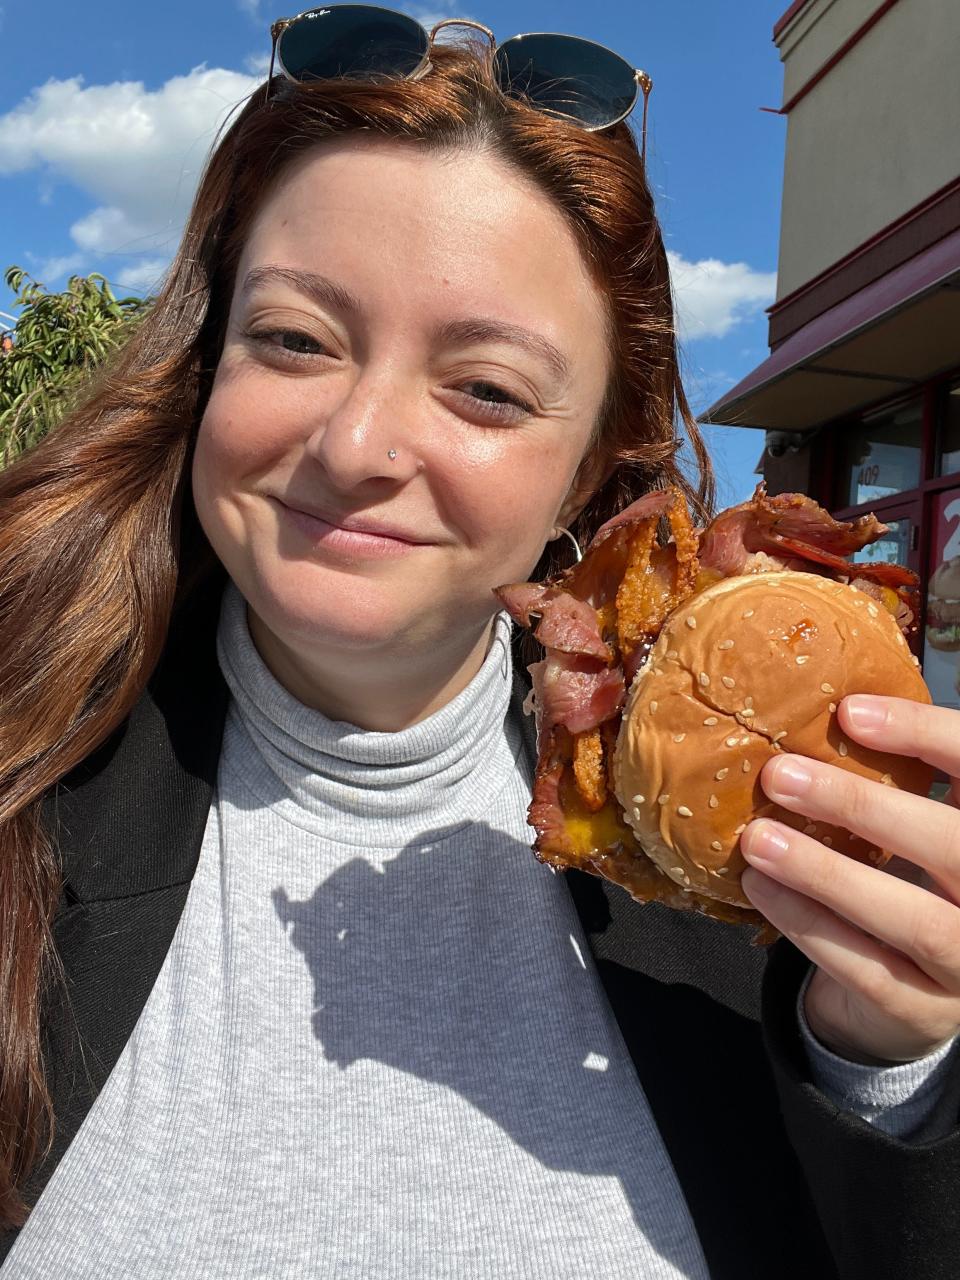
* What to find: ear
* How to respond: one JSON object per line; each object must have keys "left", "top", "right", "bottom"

{"left": 554, "top": 449, "right": 615, "bottom": 530}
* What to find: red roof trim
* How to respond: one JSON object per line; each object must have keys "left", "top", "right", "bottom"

{"left": 768, "top": 175, "right": 960, "bottom": 345}
{"left": 773, "top": 0, "right": 815, "bottom": 41}
{"left": 704, "top": 226, "right": 960, "bottom": 422}
{"left": 776, "top": 0, "right": 903, "bottom": 114}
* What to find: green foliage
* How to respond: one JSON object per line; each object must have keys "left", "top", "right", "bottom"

{"left": 0, "top": 266, "right": 155, "bottom": 464}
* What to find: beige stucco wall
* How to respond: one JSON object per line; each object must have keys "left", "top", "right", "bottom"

{"left": 774, "top": 0, "right": 960, "bottom": 300}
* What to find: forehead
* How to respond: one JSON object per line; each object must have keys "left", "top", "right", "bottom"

{"left": 238, "top": 137, "right": 609, "bottom": 343}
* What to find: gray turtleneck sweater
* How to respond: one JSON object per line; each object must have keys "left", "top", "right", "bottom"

{"left": 4, "top": 583, "right": 954, "bottom": 1279}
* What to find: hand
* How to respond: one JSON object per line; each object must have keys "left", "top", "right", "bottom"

{"left": 740, "top": 694, "right": 960, "bottom": 1065}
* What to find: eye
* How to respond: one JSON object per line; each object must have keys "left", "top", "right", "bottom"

{"left": 459, "top": 379, "right": 535, "bottom": 421}
{"left": 245, "top": 327, "right": 328, "bottom": 360}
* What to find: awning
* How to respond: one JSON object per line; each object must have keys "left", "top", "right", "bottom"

{"left": 701, "top": 226, "right": 960, "bottom": 430}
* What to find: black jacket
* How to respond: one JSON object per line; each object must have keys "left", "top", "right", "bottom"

{"left": 4, "top": 585, "right": 960, "bottom": 1277}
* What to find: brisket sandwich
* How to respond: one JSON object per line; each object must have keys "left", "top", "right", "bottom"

{"left": 496, "top": 486, "right": 933, "bottom": 937}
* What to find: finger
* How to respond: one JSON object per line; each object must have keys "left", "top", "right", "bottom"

{"left": 741, "top": 818, "right": 960, "bottom": 991}
{"left": 839, "top": 694, "right": 958, "bottom": 778}
{"left": 760, "top": 752, "right": 960, "bottom": 888}
{"left": 740, "top": 864, "right": 940, "bottom": 1002}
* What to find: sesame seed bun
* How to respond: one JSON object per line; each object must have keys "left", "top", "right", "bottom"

{"left": 613, "top": 571, "right": 933, "bottom": 909}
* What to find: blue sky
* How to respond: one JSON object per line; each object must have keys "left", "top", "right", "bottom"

{"left": 0, "top": 0, "right": 789, "bottom": 505}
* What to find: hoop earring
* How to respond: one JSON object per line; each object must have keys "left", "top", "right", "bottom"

{"left": 550, "top": 525, "right": 583, "bottom": 564}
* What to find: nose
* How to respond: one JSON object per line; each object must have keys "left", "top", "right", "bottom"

{"left": 303, "top": 367, "right": 421, "bottom": 490}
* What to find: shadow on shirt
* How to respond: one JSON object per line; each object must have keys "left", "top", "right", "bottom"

{"left": 272, "top": 820, "right": 705, "bottom": 1271}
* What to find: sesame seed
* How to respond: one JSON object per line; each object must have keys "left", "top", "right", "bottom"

{"left": 912, "top": 656, "right": 920, "bottom": 666}
{"left": 632, "top": 807, "right": 642, "bottom": 821}
{"left": 716, "top": 866, "right": 730, "bottom": 875}
{"left": 666, "top": 649, "right": 678, "bottom": 660}
{"left": 699, "top": 671, "right": 710, "bottom": 687}
{"left": 677, "top": 805, "right": 693, "bottom": 817}
{"left": 739, "top": 708, "right": 755, "bottom": 718}
{"left": 744, "top": 696, "right": 754, "bottom": 708}
{"left": 828, "top": 702, "right": 837, "bottom": 713}
{"left": 852, "top": 627, "right": 859, "bottom": 637}
{"left": 711, "top": 840, "right": 723, "bottom": 852}
{"left": 867, "top": 603, "right": 879, "bottom": 618}
{"left": 739, "top": 736, "right": 750, "bottom": 746}
{"left": 838, "top": 742, "right": 848, "bottom": 757}
{"left": 821, "top": 683, "right": 835, "bottom": 694}
{"left": 673, "top": 733, "right": 686, "bottom": 743}
{"left": 709, "top": 795, "right": 719, "bottom": 809}
{"left": 715, "top": 768, "right": 729, "bottom": 781}
{"left": 773, "top": 731, "right": 787, "bottom": 742}
{"left": 734, "top": 823, "right": 746, "bottom": 835}
{"left": 703, "top": 716, "right": 718, "bottom": 726}
{"left": 803, "top": 824, "right": 817, "bottom": 835}
{"left": 822, "top": 836, "right": 833, "bottom": 846}
{"left": 742, "top": 609, "right": 755, "bottom": 618}
{"left": 725, "top": 736, "right": 739, "bottom": 747}
{"left": 658, "top": 793, "right": 670, "bottom": 804}
{"left": 686, "top": 616, "right": 697, "bottom": 629}
{"left": 718, "top": 640, "right": 734, "bottom": 650}
{"left": 671, "top": 866, "right": 684, "bottom": 877}
{"left": 682, "top": 874, "right": 691, "bottom": 886}
{"left": 796, "top": 655, "right": 810, "bottom": 665}
{"left": 631, "top": 794, "right": 646, "bottom": 805}
{"left": 742, "top": 760, "right": 751, "bottom": 773}
{"left": 649, "top": 700, "right": 658, "bottom": 712}
{"left": 722, "top": 675, "right": 736, "bottom": 689}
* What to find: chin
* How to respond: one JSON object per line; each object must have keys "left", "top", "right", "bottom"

{"left": 241, "top": 558, "right": 493, "bottom": 660}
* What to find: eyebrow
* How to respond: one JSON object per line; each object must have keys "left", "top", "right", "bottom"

{"left": 433, "top": 317, "right": 571, "bottom": 386}
{"left": 241, "top": 265, "right": 362, "bottom": 317}
{"left": 241, "top": 264, "right": 572, "bottom": 384}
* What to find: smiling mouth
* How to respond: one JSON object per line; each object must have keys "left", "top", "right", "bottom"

{"left": 272, "top": 497, "right": 430, "bottom": 553}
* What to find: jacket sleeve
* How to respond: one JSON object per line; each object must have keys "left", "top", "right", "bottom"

{"left": 762, "top": 940, "right": 960, "bottom": 1280}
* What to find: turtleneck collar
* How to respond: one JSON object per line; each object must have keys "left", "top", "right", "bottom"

{"left": 215, "top": 581, "right": 521, "bottom": 846}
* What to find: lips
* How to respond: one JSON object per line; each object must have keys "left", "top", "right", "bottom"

{"left": 273, "top": 496, "right": 428, "bottom": 546}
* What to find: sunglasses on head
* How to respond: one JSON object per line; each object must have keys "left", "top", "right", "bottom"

{"left": 267, "top": 4, "right": 653, "bottom": 158}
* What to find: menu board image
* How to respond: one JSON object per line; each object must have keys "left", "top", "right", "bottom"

{"left": 923, "top": 489, "right": 960, "bottom": 711}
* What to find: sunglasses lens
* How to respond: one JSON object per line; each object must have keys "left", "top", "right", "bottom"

{"left": 495, "top": 34, "right": 637, "bottom": 129}
{"left": 278, "top": 5, "right": 428, "bottom": 82}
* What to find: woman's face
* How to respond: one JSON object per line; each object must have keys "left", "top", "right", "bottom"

{"left": 193, "top": 138, "right": 610, "bottom": 665}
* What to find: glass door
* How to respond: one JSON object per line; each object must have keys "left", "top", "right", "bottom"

{"left": 923, "top": 488, "right": 960, "bottom": 710}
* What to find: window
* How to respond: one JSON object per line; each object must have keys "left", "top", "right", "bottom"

{"left": 841, "top": 398, "right": 923, "bottom": 507}
{"left": 937, "top": 378, "right": 960, "bottom": 476}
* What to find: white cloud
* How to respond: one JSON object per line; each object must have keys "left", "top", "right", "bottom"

{"left": 244, "top": 51, "right": 272, "bottom": 76}
{"left": 237, "top": 0, "right": 261, "bottom": 17}
{"left": 33, "top": 252, "right": 86, "bottom": 282}
{"left": 116, "top": 258, "right": 168, "bottom": 294}
{"left": 668, "top": 251, "right": 776, "bottom": 342}
{"left": 0, "top": 66, "right": 261, "bottom": 275}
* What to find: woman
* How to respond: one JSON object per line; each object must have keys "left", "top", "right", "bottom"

{"left": 1, "top": 11, "right": 959, "bottom": 1277}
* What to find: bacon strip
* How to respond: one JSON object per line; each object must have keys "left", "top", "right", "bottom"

{"left": 698, "top": 486, "right": 887, "bottom": 576}
{"left": 494, "top": 584, "right": 613, "bottom": 662}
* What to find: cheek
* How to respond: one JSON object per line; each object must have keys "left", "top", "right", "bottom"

{"left": 431, "top": 429, "right": 588, "bottom": 568}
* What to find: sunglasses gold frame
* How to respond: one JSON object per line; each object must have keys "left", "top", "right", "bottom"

{"left": 267, "top": 7, "right": 653, "bottom": 160}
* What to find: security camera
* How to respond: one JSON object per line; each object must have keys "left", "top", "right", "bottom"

{"left": 764, "top": 430, "right": 806, "bottom": 459}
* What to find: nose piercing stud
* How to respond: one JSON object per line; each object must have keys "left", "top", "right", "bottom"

{"left": 387, "top": 449, "right": 398, "bottom": 461}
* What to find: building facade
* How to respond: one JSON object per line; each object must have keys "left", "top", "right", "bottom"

{"left": 704, "top": 0, "right": 960, "bottom": 708}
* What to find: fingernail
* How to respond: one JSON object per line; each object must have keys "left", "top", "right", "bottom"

{"left": 845, "top": 696, "right": 888, "bottom": 731}
{"left": 742, "top": 821, "right": 790, "bottom": 862}
{"left": 770, "top": 758, "right": 812, "bottom": 797}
